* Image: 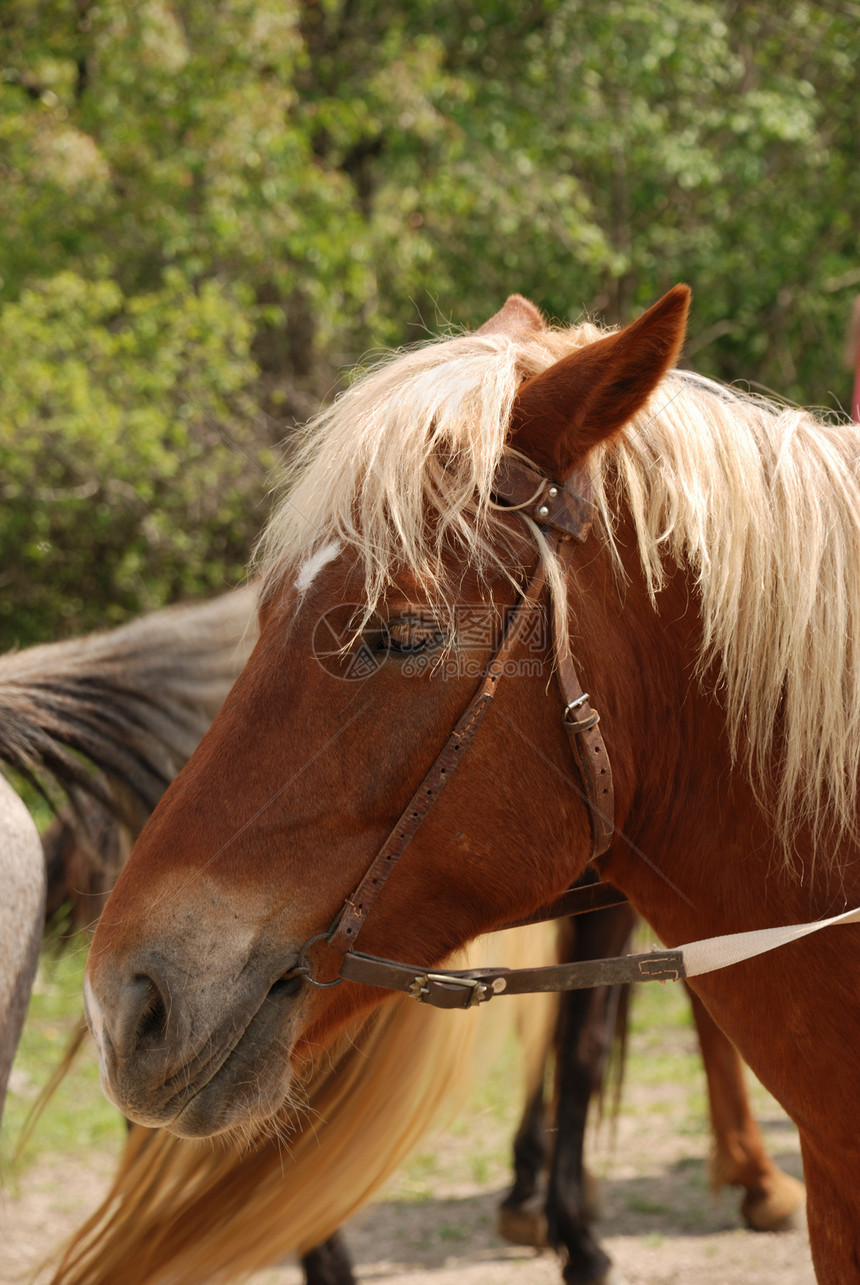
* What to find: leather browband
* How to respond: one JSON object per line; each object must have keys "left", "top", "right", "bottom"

{"left": 491, "top": 456, "right": 596, "bottom": 542}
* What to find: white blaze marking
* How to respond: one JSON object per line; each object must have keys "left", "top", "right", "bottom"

{"left": 295, "top": 541, "right": 342, "bottom": 593}
{"left": 83, "top": 975, "right": 104, "bottom": 1050}
{"left": 83, "top": 975, "right": 118, "bottom": 1103}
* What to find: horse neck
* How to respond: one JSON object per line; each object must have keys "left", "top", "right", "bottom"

{"left": 581, "top": 527, "right": 860, "bottom": 948}
{"left": 568, "top": 530, "right": 703, "bottom": 826}
{"left": 569, "top": 530, "right": 763, "bottom": 933}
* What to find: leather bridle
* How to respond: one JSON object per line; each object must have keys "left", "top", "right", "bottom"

{"left": 291, "top": 455, "right": 689, "bottom": 1008}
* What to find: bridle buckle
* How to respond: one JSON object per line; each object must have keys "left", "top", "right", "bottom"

{"left": 563, "top": 692, "right": 600, "bottom": 734}
{"left": 408, "top": 971, "right": 490, "bottom": 1007}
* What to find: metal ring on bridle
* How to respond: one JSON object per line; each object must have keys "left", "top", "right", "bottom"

{"left": 292, "top": 932, "right": 344, "bottom": 989}
{"left": 487, "top": 449, "right": 548, "bottom": 513}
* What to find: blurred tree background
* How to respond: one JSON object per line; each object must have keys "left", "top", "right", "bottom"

{"left": 1, "top": 0, "right": 858, "bottom": 647}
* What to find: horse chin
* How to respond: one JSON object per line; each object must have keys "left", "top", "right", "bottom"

{"left": 164, "top": 1056, "right": 295, "bottom": 1140}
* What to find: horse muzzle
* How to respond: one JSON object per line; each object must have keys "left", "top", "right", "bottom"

{"left": 84, "top": 947, "right": 306, "bottom": 1137}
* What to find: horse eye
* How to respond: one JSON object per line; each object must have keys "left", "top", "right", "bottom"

{"left": 384, "top": 618, "right": 445, "bottom": 655}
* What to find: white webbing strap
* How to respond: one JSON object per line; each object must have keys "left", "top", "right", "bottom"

{"left": 680, "top": 905, "right": 860, "bottom": 978}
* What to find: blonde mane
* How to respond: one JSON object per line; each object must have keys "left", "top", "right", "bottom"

{"left": 258, "top": 323, "right": 860, "bottom": 852}
{"left": 598, "top": 371, "right": 860, "bottom": 851}
{"left": 256, "top": 325, "right": 596, "bottom": 632}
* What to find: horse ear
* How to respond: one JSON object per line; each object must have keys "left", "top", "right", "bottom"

{"left": 509, "top": 285, "right": 691, "bottom": 477}
{"left": 476, "top": 294, "right": 547, "bottom": 337}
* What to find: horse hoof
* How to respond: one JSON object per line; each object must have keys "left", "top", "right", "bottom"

{"left": 497, "top": 1196, "right": 549, "bottom": 1248}
{"left": 561, "top": 1255, "right": 617, "bottom": 1285}
{"left": 740, "top": 1174, "right": 806, "bottom": 1232}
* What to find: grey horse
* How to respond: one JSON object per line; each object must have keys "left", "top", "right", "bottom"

{"left": 0, "top": 776, "right": 45, "bottom": 1120}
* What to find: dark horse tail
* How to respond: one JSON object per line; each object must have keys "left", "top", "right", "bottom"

{"left": 0, "top": 586, "right": 256, "bottom": 831}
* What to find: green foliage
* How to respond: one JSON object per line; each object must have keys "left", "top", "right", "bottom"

{"left": 0, "top": 269, "right": 266, "bottom": 644}
{"left": 2, "top": 1, "right": 858, "bottom": 643}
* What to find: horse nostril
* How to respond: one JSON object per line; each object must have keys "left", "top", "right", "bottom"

{"left": 268, "top": 973, "right": 303, "bottom": 1001}
{"left": 132, "top": 974, "right": 170, "bottom": 1044}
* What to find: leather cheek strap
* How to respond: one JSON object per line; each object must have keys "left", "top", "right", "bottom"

{"left": 327, "top": 558, "right": 551, "bottom": 956}
{"left": 552, "top": 534, "right": 615, "bottom": 857}
{"left": 315, "top": 474, "right": 617, "bottom": 994}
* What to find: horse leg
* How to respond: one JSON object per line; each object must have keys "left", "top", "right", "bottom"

{"left": 498, "top": 1080, "right": 551, "bottom": 1247}
{"left": 547, "top": 903, "right": 637, "bottom": 1285}
{"left": 547, "top": 986, "right": 614, "bottom": 1285}
{"left": 301, "top": 1232, "right": 356, "bottom": 1285}
{"left": 686, "top": 984, "right": 805, "bottom": 1231}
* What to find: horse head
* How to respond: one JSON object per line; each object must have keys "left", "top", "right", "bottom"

{"left": 84, "top": 288, "right": 690, "bottom": 1138}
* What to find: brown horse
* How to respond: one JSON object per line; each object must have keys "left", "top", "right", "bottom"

{"left": 82, "top": 286, "right": 860, "bottom": 1281}
{"left": 3, "top": 589, "right": 795, "bottom": 1285}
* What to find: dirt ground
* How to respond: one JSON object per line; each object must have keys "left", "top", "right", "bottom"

{"left": 1, "top": 1031, "right": 816, "bottom": 1285}
{"left": 0, "top": 1128, "right": 815, "bottom": 1285}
